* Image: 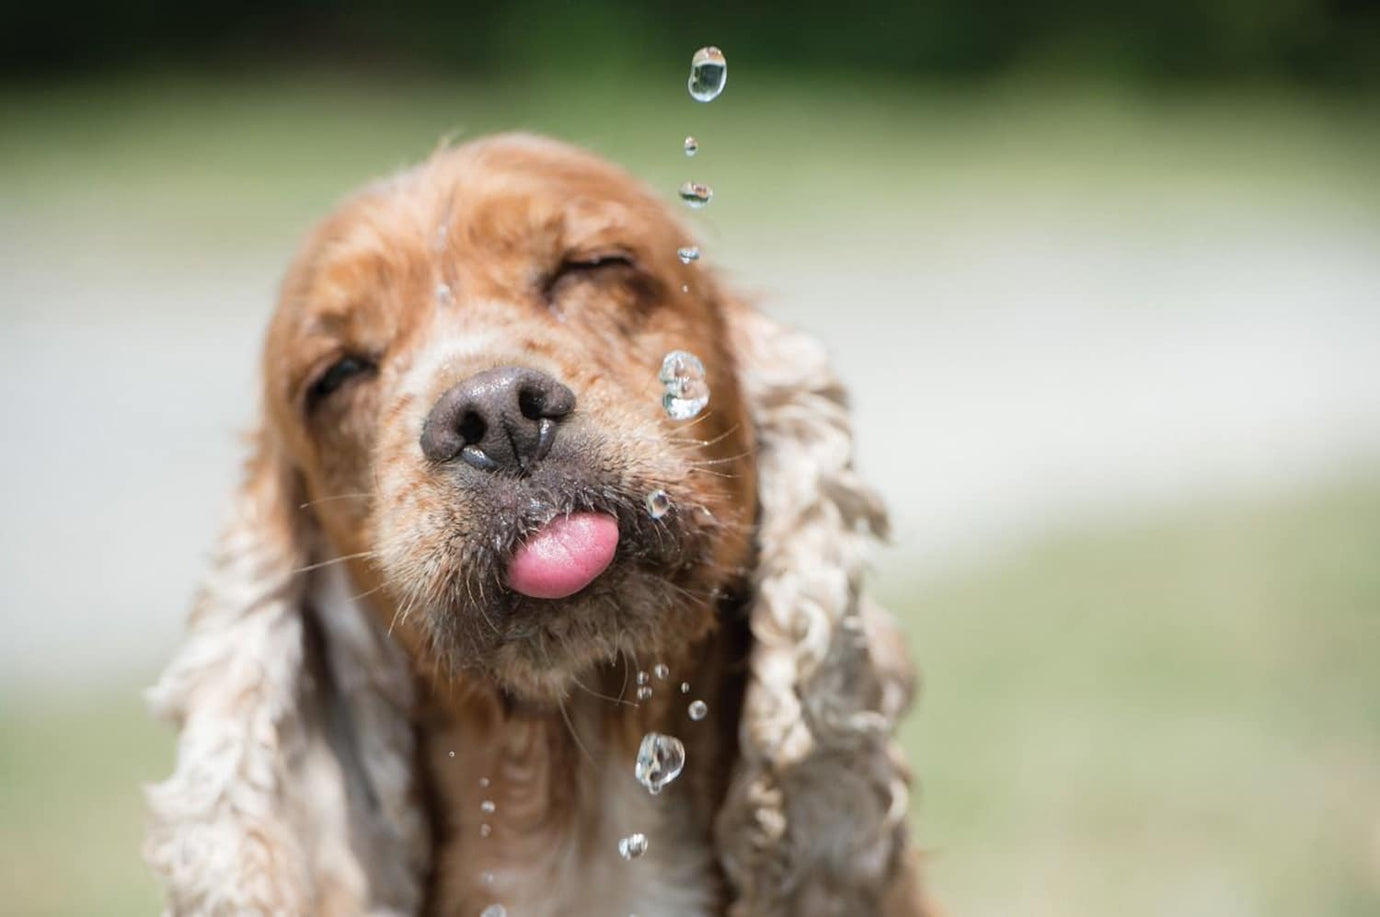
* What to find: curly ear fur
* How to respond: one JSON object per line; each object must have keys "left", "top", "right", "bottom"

{"left": 715, "top": 303, "right": 924, "bottom": 915}
{"left": 143, "top": 430, "right": 427, "bottom": 915}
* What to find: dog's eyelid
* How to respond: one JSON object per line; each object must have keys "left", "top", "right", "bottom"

{"left": 303, "top": 352, "right": 379, "bottom": 412}
{"left": 560, "top": 249, "right": 638, "bottom": 270}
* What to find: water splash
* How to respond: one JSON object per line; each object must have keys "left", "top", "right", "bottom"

{"left": 678, "top": 181, "right": 713, "bottom": 209}
{"left": 688, "top": 700, "right": 708, "bottom": 721}
{"left": 688, "top": 47, "right": 727, "bottom": 102}
{"left": 618, "top": 832, "right": 649, "bottom": 860}
{"left": 659, "top": 350, "right": 710, "bottom": 420}
{"left": 677, "top": 245, "right": 700, "bottom": 264}
{"left": 683, "top": 136, "right": 699, "bottom": 157}
{"left": 635, "top": 732, "right": 686, "bottom": 795}
{"left": 646, "top": 489, "right": 672, "bottom": 519}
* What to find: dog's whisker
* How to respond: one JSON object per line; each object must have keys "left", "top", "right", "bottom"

{"left": 298, "top": 492, "right": 371, "bottom": 510}
{"left": 292, "top": 551, "right": 376, "bottom": 575}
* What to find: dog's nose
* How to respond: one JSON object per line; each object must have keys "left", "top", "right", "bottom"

{"left": 420, "top": 366, "right": 575, "bottom": 471}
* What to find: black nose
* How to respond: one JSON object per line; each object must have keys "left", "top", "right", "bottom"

{"left": 420, "top": 366, "right": 575, "bottom": 471}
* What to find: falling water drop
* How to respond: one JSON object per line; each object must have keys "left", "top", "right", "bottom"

{"left": 683, "top": 136, "right": 699, "bottom": 157}
{"left": 688, "top": 700, "right": 708, "bottom": 721}
{"left": 479, "top": 823, "right": 492, "bottom": 838}
{"left": 481, "top": 905, "right": 506, "bottom": 917}
{"left": 636, "top": 685, "right": 653, "bottom": 702}
{"left": 681, "top": 283, "right": 689, "bottom": 293}
{"left": 677, "top": 246, "right": 700, "bottom": 264}
{"left": 636, "top": 670, "right": 650, "bottom": 686}
{"left": 634, "top": 732, "right": 686, "bottom": 795}
{"left": 480, "top": 800, "right": 496, "bottom": 815}
{"left": 448, "top": 751, "right": 456, "bottom": 758}
{"left": 678, "top": 181, "right": 713, "bottom": 209}
{"left": 680, "top": 681, "right": 690, "bottom": 694}
{"left": 618, "top": 832, "right": 649, "bottom": 860}
{"left": 653, "top": 663, "right": 670, "bottom": 680}
{"left": 481, "top": 871, "right": 495, "bottom": 886}
{"left": 479, "top": 777, "right": 491, "bottom": 788}
{"left": 687, "top": 47, "right": 728, "bottom": 103}
{"left": 658, "top": 350, "right": 710, "bottom": 420}
{"left": 646, "top": 489, "right": 672, "bottom": 519}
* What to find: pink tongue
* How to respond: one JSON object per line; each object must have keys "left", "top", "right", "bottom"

{"left": 507, "top": 513, "right": 620, "bottom": 599}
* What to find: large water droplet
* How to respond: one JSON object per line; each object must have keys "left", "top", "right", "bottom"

{"left": 688, "top": 700, "right": 708, "bottom": 721}
{"left": 677, "top": 246, "right": 700, "bottom": 265}
{"left": 635, "top": 732, "right": 686, "bottom": 795}
{"left": 646, "top": 489, "right": 672, "bottom": 519}
{"left": 683, "top": 136, "right": 699, "bottom": 157}
{"left": 653, "top": 663, "right": 669, "bottom": 680}
{"left": 659, "top": 350, "right": 710, "bottom": 420}
{"left": 480, "top": 800, "right": 496, "bottom": 815}
{"left": 687, "top": 46, "right": 727, "bottom": 103}
{"left": 678, "top": 181, "right": 713, "bottom": 209}
{"left": 618, "top": 832, "right": 649, "bottom": 860}
{"left": 481, "top": 905, "right": 506, "bottom": 917}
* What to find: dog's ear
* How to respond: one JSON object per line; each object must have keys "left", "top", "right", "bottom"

{"left": 715, "top": 300, "right": 924, "bottom": 914}
{"left": 143, "top": 424, "right": 426, "bottom": 914}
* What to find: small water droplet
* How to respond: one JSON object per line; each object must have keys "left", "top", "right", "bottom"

{"left": 683, "top": 136, "right": 699, "bottom": 156}
{"left": 646, "top": 489, "right": 672, "bottom": 519}
{"left": 448, "top": 750, "right": 456, "bottom": 758}
{"left": 688, "top": 700, "right": 708, "bottom": 721}
{"left": 436, "top": 282, "right": 453, "bottom": 304}
{"left": 479, "top": 823, "right": 492, "bottom": 838}
{"left": 678, "top": 181, "right": 713, "bottom": 209}
{"left": 677, "top": 245, "right": 700, "bottom": 264}
{"left": 432, "top": 224, "right": 449, "bottom": 253}
{"left": 479, "top": 777, "right": 491, "bottom": 788}
{"left": 634, "top": 732, "right": 686, "bottom": 795}
{"left": 681, "top": 283, "right": 689, "bottom": 293}
{"left": 481, "top": 905, "right": 506, "bottom": 917}
{"left": 481, "top": 871, "right": 495, "bottom": 886}
{"left": 653, "top": 663, "right": 669, "bottom": 679}
{"left": 688, "top": 46, "right": 727, "bottom": 103}
{"left": 618, "top": 832, "right": 649, "bottom": 860}
{"left": 680, "top": 681, "right": 690, "bottom": 694}
{"left": 636, "top": 685, "right": 653, "bottom": 701}
{"left": 480, "top": 799, "right": 496, "bottom": 814}
{"left": 636, "top": 670, "right": 650, "bottom": 686}
{"left": 658, "top": 350, "right": 710, "bottom": 420}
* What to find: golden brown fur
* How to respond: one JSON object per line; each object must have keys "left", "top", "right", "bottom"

{"left": 145, "top": 134, "right": 929, "bottom": 915}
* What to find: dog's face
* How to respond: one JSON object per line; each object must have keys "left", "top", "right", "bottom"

{"left": 262, "top": 135, "right": 756, "bottom": 700}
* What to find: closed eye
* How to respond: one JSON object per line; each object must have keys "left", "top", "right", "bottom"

{"left": 306, "top": 355, "right": 376, "bottom": 411}
{"left": 544, "top": 251, "right": 638, "bottom": 299}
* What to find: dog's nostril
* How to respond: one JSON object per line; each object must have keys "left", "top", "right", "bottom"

{"left": 518, "top": 387, "right": 545, "bottom": 422}
{"left": 457, "top": 411, "right": 487, "bottom": 445}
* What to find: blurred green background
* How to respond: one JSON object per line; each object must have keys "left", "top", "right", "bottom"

{"left": 2, "top": 3, "right": 1378, "bottom": 915}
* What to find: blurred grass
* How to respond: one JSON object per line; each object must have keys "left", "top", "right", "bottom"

{"left": 2, "top": 472, "right": 1376, "bottom": 914}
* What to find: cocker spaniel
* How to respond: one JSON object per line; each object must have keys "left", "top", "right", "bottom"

{"left": 145, "top": 134, "right": 928, "bottom": 916}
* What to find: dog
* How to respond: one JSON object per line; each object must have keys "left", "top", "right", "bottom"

{"left": 145, "top": 133, "right": 927, "bottom": 916}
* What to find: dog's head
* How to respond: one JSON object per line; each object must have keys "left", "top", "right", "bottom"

{"left": 262, "top": 134, "right": 755, "bottom": 699}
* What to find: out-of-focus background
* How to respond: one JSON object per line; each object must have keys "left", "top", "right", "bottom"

{"left": 2, "top": 2, "right": 1378, "bottom": 914}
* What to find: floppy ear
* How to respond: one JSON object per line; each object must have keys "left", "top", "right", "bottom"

{"left": 715, "top": 302, "right": 925, "bottom": 915}
{"left": 143, "top": 425, "right": 427, "bottom": 915}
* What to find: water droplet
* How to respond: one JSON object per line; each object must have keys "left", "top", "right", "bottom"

{"left": 681, "top": 283, "right": 689, "bottom": 293}
{"left": 688, "top": 700, "right": 708, "bottom": 721}
{"left": 677, "top": 246, "right": 700, "bottom": 265}
{"left": 448, "top": 750, "right": 456, "bottom": 758}
{"left": 680, "top": 681, "right": 690, "bottom": 694}
{"left": 687, "top": 46, "right": 727, "bottom": 103}
{"left": 678, "top": 181, "right": 713, "bottom": 209}
{"left": 432, "top": 224, "right": 449, "bottom": 253}
{"left": 659, "top": 350, "right": 711, "bottom": 420}
{"left": 481, "top": 905, "right": 506, "bottom": 917}
{"left": 636, "top": 670, "right": 650, "bottom": 686}
{"left": 634, "top": 732, "right": 686, "bottom": 795}
{"left": 684, "top": 136, "right": 699, "bottom": 157}
{"left": 481, "top": 871, "right": 495, "bottom": 886}
{"left": 653, "top": 663, "right": 669, "bottom": 679}
{"left": 618, "top": 832, "right": 649, "bottom": 860}
{"left": 646, "top": 489, "right": 672, "bottom": 519}
{"left": 479, "top": 823, "right": 492, "bottom": 838}
{"left": 480, "top": 800, "right": 496, "bottom": 814}
{"left": 479, "top": 777, "right": 491, "bottom": 788}
{"left": 435, "top": 282, "right": 453, "bottom": 304}
{"left": 636, "top": 685, "right": 653, "bottom": 701}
